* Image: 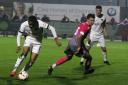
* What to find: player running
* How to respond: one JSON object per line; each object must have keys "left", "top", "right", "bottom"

{"left": 48, "top": 14, "right": 95, "bottom": 75}
{"left": 10, "top": 16, "right": 61, "bottom": 77}
{"left": 80, "top": 5, "right": 110, "bottom": 65}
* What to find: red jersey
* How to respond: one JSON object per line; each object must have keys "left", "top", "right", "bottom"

{"left": 74, "top": 22, "right": 90, "bottom": 37}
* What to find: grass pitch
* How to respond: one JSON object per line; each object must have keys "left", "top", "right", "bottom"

{"left": 0, "top": 37, "right": 128, "bottom": 85}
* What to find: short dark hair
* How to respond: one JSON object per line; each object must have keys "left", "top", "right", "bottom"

{"left": 28, "top": 16, "right": 37, "bottom": 22}
{"left": 28, "top": 16, "right": 39, "bottom": 28}
{"left": 96, "top": 5, "right": 102, "bottom": 9}
{"left": 87, "top": 14, "right": 95, "bottom": 19}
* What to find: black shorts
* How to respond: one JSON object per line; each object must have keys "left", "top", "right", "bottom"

{"left": 64, "top": 38, "right": 77, "bottom": 59}
{"left": 64, "top": 38, "right": 89, "bottom": 59}
{"left": 75, "top": 47, "right": 89, "bottom": 58}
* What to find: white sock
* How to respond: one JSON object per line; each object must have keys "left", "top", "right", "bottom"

{"left": 14, "top": 55, "right": 25, "bottom": 70}
{"left": 80, "top": 57, "right": 84, "bottom": 62}
{"left": 21, "top": 66, "right": 25, "bottom": 72}
{"left": 52, "top": 64, "right": 56, "bottom": 69}
{"left": 102, "top": 51, "right": 107, "bottom": 61}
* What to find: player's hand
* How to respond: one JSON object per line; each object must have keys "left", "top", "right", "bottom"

{"left": 16, "top": 46, "right": 21, "bottom": 53}
{"left": 54, "top": 37, "right": 62, "bottom": 47}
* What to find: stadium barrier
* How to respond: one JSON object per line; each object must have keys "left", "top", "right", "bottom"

{"left": 0, "top": 20, "right": 127, "bottom": 41}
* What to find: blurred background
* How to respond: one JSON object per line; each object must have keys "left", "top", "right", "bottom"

{"left": 0, "top": 0, "right": 128, "bottom": 41}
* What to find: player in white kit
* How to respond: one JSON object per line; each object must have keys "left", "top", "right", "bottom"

{"left": 10, "top": 16, "right": 61, "bottom": 77}
{"left": 80, "top": 5, "right": 110, "bottom": 65}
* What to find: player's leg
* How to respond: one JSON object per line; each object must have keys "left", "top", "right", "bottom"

{"left": 21, "top": 44, "right": 41, "bottom": 72}
{"left": 22, "top": 52, "right": 38, "bottom": 72}
{"left": 82, "top": 49, "right": 94, "bottom": 74}
{"left": 101, "top": 46, "right": 110, "bottom": 65}
{"left": 10, "top": 46, "right": 30, "bottom": 77}
{"left": 78, "top": 48, "right": 87, "bottom": 65}
{"left": 80, "top": 39, "right": 93, "bottom": 65}
{"left": 99, "top": 36, "right": 110, "bottom": 65}
{"left": 86, "top": 38, "right": 92, "bottom": 50}
{"left": 80, "top": 57, "right": 85, "bottom": 65}
{"left": 48, "top": 46, "right": 74, "bottom": 75}
{"left": 10, "top": 37, "right": 31, "bottom": 77}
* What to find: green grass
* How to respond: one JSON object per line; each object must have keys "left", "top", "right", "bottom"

{"left": 0, "top": 37, "right": 128, "bottom": 85}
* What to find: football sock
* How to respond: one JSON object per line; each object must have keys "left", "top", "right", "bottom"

{"left": 14, "top": 55, "right": 25, "bottom": 70}
{"left": 55, "top": 56, "right": 68, "bottom": 66}
{"left": 84, "top": 54, "right": 92, "bottom": 70}
{"left": 80, "top": 57, "right": 84, "bottom": 62}
{"left": 52, "top": 64, "right": 56, "bottom": 69}
{"left": 23, "top": 61, "right": 34, "bottom": 72}
{"left": 102, "top": 51, "right": 107, "bottom": 61}
{"left": 85, "top": 60, "right": 91, "bottom": 70}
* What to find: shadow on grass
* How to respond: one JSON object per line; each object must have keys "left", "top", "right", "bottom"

{"left": 73, "top": 64, "right": 105, "bottom": 74}
{"left": 0, "top": 76, "right": 28, "bottom": 85}
{"left": 92, "top": 64, "right": 106, "bottom": 69}
{"left": 39, "top": 73, "right": 89, "bottom": 85}
{"left": 55, "top": 76, "right": 77, "bottom": 85}
{"left": 41, "top": 75, "right": 79, "bottom": 85}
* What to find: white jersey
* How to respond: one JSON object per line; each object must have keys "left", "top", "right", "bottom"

{"left": 90, "top": 14, "right": 106, "bottom": 36}
{"left": 88, "top": 14, "right": 106, "bottom": 47}
{"left": 17, "top": 20, "right": 57, "bottom": 46}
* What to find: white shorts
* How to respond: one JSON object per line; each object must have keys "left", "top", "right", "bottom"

{"left": 88, "top": 34, "right": 105, "bottom": 47}
{"left": 24, "top": 36, "right": 41, "bottom": 54}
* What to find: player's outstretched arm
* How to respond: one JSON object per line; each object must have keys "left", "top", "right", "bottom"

{"left": 16, "top": 32, "right": 22, "bottom": 53}
{"left": 39, "top": 20, "right": 62, "bottom": 46}
{"left": 16, "top": 21, "right": 26, "bottom": 53}
{"left": 103, "top": 27, "right": 108, "bottom": 37}
{"left": 16, "top": 46, "right": 21, "bottom": 53}
{"left": 48, "top": 25, "right": 62, "bottom": 46}
{"left": 102, "top": 19, "right": 108, "bottom": 37}
{"left": 54, "top": 37, "right": 62, "bottom": 47}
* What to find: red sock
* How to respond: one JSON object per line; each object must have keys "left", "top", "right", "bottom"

{"left": 55, "top": 56, "right": 68, "bottom": 65}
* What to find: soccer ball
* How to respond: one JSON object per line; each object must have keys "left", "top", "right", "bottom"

{"left": 18, "top": 71, "right": 28, "bottom": 80}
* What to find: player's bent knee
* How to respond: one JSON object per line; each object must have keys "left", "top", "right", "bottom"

{"left": 21, "top": 52, "right": 28, "bottom": 57}
{"left": 102, "top": 49, "right": 107, "bottom": 52}
{"left": 84, "top": 54, "right": 92, "bottom": 61}
{"left": 28, "top": 61, "right": 34, "bottom": 67}
{"left": 101, "top": 47, "right": 107, "bottom": 52}
{"left": 88, "top": 56, "right": 92, "bottom": 61}
{"left": 67, "top": 55, "right": 73, "bottom": 60}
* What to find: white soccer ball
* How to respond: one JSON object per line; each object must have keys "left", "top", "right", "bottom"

{"left": 18, "top": 71, "right": 28, "bottom": 80}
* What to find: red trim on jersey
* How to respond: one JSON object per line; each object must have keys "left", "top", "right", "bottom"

{"left": 74, "top": 22, "right": 90, "bottom": 36}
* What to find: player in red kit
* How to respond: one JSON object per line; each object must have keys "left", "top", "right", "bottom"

{"left": 48, "top": 14, "right": 95, "bottom": 75}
